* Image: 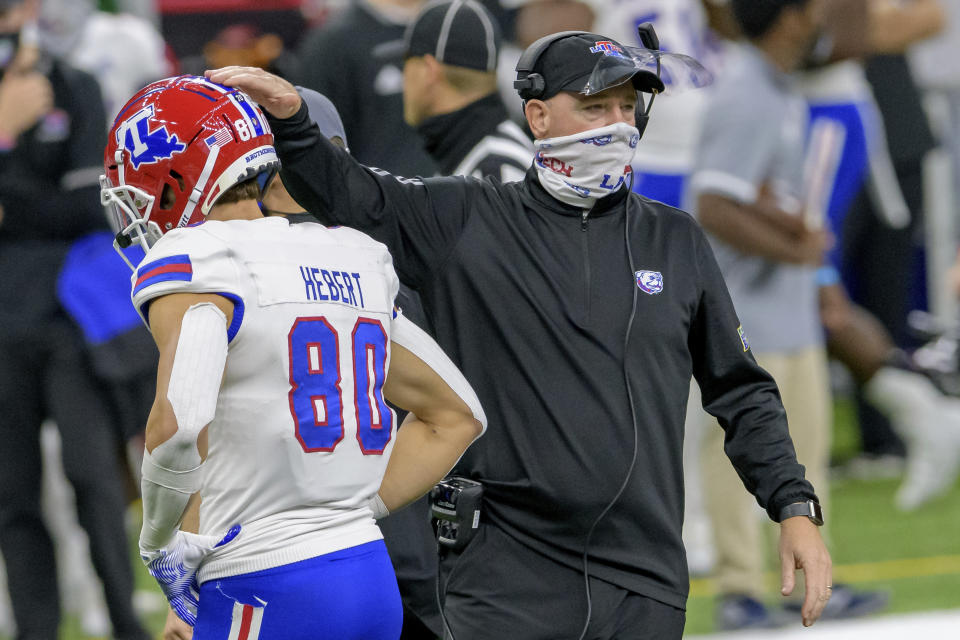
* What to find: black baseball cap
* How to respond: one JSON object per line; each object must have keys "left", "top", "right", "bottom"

{"left": 520, "top": 32, "right": 665, "bottom": 100}
{"left": 296, "top": 87, "right": 349, "bottom": 151}
{"left": 404, "top": 0, "right": 501, "bottom": 72}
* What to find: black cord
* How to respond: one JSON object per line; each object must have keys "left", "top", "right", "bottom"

{"left": 576, "top": 180, "right": 641, "bottom": 640}
{"left": 436, "top": 546, "right": 459, "bottom": 640}
{"left": 440, "top": 178, "right": 642, "bottom": 640}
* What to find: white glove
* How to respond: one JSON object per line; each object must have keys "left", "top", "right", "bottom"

{"left": 141, "top": 525, "right": 241, "bottom": 626}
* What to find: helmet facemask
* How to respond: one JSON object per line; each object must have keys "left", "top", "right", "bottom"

{"left": 100, "top": 153, "right": 162, "bottom": 269}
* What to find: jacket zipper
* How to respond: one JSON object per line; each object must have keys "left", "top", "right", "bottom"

{"left": 581, "top": 210, "right": 590, "bottom": 323}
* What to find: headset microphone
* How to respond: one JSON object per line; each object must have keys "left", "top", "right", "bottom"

{"left": 634, "top": 22, "right": 661, "bottom": 141}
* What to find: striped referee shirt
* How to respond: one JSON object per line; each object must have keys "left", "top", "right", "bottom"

{"left": 416, "top": 93, "right": 533, "bottom": 182}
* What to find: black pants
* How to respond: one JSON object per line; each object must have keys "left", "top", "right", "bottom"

{"left": 0, "top": 321, "right": 147, "bottom": 640}
{"left": 439, "top": 524, "right": 685, "bottom": 640}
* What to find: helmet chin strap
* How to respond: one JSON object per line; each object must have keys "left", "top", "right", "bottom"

{"left": 179, "top": 142, "right": 222, "bottom": 228}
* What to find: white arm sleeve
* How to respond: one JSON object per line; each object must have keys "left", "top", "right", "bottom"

{"left": 390, "top": 314, "right": 487, "bottom": 433}
{"left": 140, "top": 302, "right": 229, "bottom": 554}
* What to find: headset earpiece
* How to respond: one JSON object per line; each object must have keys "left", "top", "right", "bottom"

{"left": 513, "top": 72, "right": 545, "bottom": 100}
{"left": 514, "top": 30, "right": 587, "bottom": 100}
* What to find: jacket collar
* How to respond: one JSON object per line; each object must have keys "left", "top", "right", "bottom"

{"left": 519, "top": 164, "right": 631, "bottom": 218}
{"left": 417, "top": 93, "right": 510, "bottom": 175}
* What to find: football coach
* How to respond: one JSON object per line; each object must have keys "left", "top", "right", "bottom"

{"left": 208, "top": 27, "right": 832, "bottom": 640}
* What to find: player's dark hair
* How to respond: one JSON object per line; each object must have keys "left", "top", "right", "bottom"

{"left": 217, "top": 178, "right": 262, "bottom": 205}
{"left": 731, "top": 0, "right": 809, "bottom": 40}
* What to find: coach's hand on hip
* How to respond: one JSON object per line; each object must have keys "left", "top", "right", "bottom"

{"left": 779, "top": 515, "right": 832, "bottom": 626}
{"left": 205, "top": 66, "right": 302, "bottom": 120}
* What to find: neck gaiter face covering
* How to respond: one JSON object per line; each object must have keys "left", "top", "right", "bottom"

{"left": 534, "top": 121, "right": 640, "bottom": 208}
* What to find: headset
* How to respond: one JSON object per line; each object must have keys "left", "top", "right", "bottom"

{"left": 513, "top": 24, "right": 662, "bottom": 140}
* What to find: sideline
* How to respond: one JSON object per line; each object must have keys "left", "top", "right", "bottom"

{"left": 689, "top": 553, "right": 960, "bottom": 598}
{"left": 687, "top": 608, "right": 960, "bottom": 638}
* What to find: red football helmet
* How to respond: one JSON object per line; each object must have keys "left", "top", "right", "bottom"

{"left": 101, "top": 75, "right": 278, "bottom": 257}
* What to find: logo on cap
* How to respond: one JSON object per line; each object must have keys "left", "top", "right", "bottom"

{"left": 590, "top": 41, "right": 625, "bottom": 58}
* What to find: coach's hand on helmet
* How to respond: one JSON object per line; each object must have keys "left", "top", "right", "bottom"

{"left": 0, "top": 71, "right": 52, "bottom": 142}
{"left": 205, "top": 66, "right": 302, "bottom": 120}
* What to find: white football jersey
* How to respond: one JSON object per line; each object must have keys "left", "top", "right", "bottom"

{"left": 131, "top": 216, "right": 400, "bottom": 582}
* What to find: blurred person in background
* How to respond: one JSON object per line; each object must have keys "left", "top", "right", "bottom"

{"left": 911, "top": 0, "right": 960, "bottom": 209}
{"left": 114, "top": 0, "right": 158, "bottom": 26}
{"left": 912, "top": 0, "right": 960, "bottom": 307}
{"left": 0, "top": 1, "right": 150, "bottom": 638}
{"left": 403, "top": 0, "right": 532, "bottom": 181}
{"left": 33, "top": 1, "right": 174, "bottom": 632}
{"left": 684, "top": 0, "right": 956, "bottom": 592}
{"left": 37, "top": 0, "right": 171, "bottom": 125}
{"left": 817, "top": 0, "right": 946, "bottom": 473}
{"left": 297, "top": 0, "right": 437, "bottom": 176}
{"left": 495, "top": 0, "right": 597, "bottom": 123}
{"left": 35, "top": 0, "right": 170, "bottom": 461}
{"left": 795, "top": 0, "right": 959, "bottom": 510}
{"left": 688, "top": 0, "right": 890, "bottom": 630}
{"left": 180, "top": 22, "right": 300, "bottom": 81}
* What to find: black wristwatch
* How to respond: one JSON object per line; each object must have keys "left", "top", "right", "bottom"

{"left": 778, "top": 499, "right": 824, "bottom": 526}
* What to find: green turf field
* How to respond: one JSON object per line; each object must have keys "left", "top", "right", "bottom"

{"left": 683, "top": 474, "right": 960, "bottom": 634}
{"left": 6, "top": 397, "right": 960, "bottom": 639}
{"left": 684, "top": 397, "right": 960, "bottom": 634}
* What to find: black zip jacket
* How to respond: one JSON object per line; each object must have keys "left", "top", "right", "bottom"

{"left": 269, "top": 104, "right": 817, "bottom": 608}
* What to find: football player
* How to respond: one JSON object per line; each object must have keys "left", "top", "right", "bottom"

{"left": 101, "top": 75, "right": 485, "bottom": 639}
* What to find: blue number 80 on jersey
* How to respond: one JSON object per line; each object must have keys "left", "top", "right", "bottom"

{"left": 287, "top": 316, "right": 393, "bottom": 454}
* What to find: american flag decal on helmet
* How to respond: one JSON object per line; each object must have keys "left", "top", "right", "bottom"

{"left": 227, "top": 599, "right": 266, "bottom": 640}
{"left": 205, "top": 128, "right": 234, "bottom": 148}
